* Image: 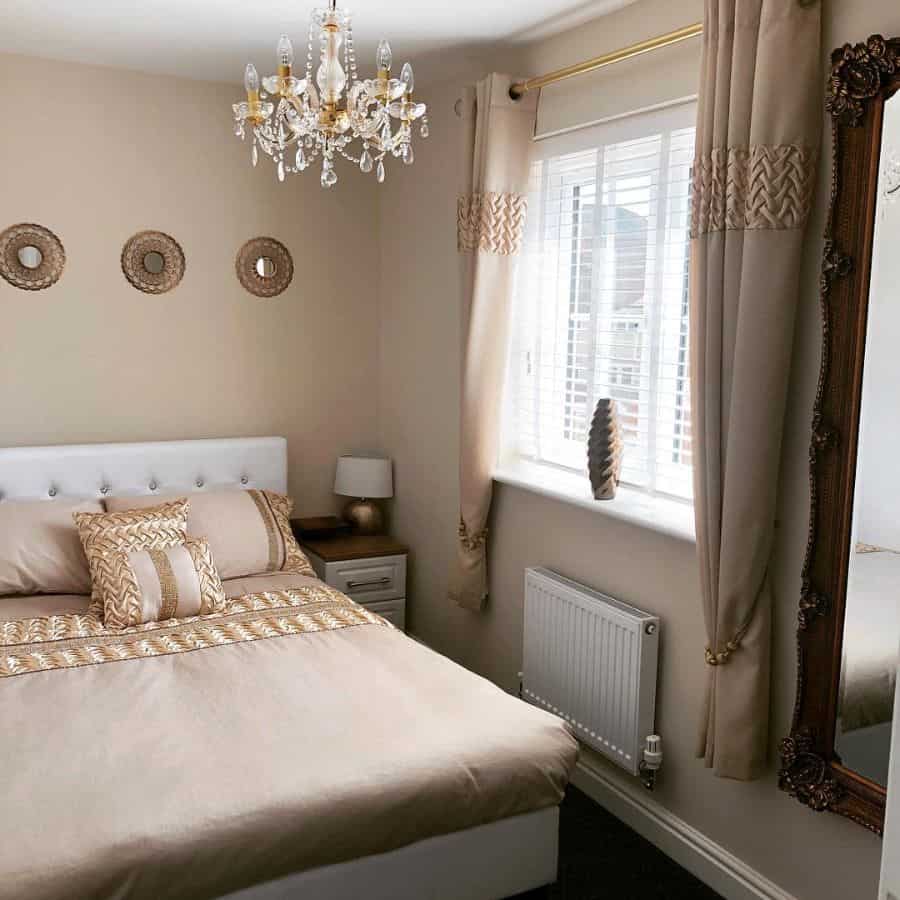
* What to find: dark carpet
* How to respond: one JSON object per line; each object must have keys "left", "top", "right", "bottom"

{"left": 512, "top": 787, "right": 723, "bottom": 900}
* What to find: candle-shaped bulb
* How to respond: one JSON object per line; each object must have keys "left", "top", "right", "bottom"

{"left": 400, "top": 62, "right": 414, "bottom": 94}
{"left": 244, "top": 63, "right": 260, "bottom": 93}
{"left": 277, "top": 34, "right": 294, "bottom": 68}
{"left": 376, "top": 40, "right": 393, "bottom": 72}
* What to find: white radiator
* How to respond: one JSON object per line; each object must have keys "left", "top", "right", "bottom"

{"left": 522, "top": 567, "right": 660, "bottom": 776}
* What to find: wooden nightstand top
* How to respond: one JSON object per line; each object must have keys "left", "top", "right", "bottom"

{"left": 300, "top": 534, "right": 409, "bottom": 562}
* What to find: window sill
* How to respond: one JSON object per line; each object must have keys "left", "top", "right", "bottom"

{"left": 493, "top": 461, "right": 696, "bottom": 544}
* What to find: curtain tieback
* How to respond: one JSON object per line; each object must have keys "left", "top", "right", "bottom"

{"left": 458, "top": 519, "right": 488, "bottom": 552}
{"left": 705, "top": 639, "right": 742, "bottom": 666}
{"left": 704, "top": 586, "right": 765, "bottom": 666}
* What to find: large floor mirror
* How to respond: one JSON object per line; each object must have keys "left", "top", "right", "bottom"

{"left": 779, "top": 35, "right": 900, "bottom": 835}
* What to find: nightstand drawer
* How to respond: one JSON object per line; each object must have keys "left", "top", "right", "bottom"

{"left": 324, "top": 554, "right": 406, "bottom": 603}
{"left": 366, "top": 598, "right": 406, "bottom": 631}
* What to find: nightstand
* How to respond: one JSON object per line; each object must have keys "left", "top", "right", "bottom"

{"left": 298, "top": 534, "right": 408, "bottom": 631}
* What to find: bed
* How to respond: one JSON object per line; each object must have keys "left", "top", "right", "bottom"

{"left": 0, "top": 437, "right": 577, "bottom": 900}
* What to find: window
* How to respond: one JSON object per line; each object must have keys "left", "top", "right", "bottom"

{"left": 500, "top": 101, "right": 696, "bottom": 503}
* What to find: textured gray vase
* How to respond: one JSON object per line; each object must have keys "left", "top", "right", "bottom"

{"left": 587, "top": 398, "right": 624, "bottom": 500}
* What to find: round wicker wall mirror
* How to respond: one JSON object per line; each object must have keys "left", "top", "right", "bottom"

{"left": 0, "top": 223, "right": 66, "bottom": 291}
{"left": 236, "top": 237, "right": 293, "bottom": 298}
{"left": 121, "top": 231, "right": 185, "bottom": 294}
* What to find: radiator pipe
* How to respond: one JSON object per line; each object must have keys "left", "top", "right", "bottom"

{"left": 639, "top": 735, "right": 663, "bottom": 790}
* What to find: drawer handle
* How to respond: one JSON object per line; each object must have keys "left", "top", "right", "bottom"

{"left": 347, "top": 577, "right": 392, "bottom": 589}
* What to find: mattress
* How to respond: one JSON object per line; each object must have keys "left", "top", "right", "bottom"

{"left": 0, "top": 575, "right": 577, "bottom": 900}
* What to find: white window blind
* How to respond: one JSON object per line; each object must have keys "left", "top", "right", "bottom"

{"left": 501, "top": 100, "right": 696, "bottom": 502}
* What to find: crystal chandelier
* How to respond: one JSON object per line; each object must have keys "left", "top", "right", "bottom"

{"left": 232, "top": 0, "right": 428, "bottom": 188}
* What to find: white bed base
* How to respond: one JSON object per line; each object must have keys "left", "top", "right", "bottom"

{"left": 0, "top": 436, "right": 560, "bottom": 900}
{"left": 223, "top": 807, "right": 558, "bottom": 900}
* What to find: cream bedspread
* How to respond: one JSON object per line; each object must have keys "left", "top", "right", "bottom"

{"left": 0, "top": 577, "right": 577, "bottom": 900}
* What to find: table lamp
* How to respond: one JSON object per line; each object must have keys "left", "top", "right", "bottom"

{"left": 334, "top": 455, "right": 393, "bottom": 535}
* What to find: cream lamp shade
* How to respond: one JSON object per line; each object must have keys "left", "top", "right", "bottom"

{"left": 334, "top": 455, "right": 393, "bottom": 499}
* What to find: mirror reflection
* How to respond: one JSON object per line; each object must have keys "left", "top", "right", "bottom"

{"left": 836, "top": 91, "right": 900, "bottom": 788}
{"left": 17, "top": 246, "right": 43, "bottom": 269}
{"left": 256, "top": 257, "right": 276, "bottom": 278}
{"left": 143, "top": 251, "right": 165, "bottom": 275}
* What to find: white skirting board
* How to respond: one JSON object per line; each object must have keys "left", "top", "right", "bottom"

{"left": 571, "top": 761, "right": 798, "bottom": 900}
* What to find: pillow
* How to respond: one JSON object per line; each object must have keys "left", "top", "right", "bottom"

{"left": 0, "top": 498, "right": 103, "bottom": 596}
{"left": 74, "top": 499, "right": 190, "bottom": 616}
{"left": 100, "top": 538, "right": 227, "bottom": 629}
{"left": 104, "top": 489, "right": 314, "bottom": 581}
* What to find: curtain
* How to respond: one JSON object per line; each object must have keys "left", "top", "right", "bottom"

{"left": 450, "top": 74, "right": 537, "bottom": 611}
{"left": 691, "top": 0, "right": 821, "bottom": 779}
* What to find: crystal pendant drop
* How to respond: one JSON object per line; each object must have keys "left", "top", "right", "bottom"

{"left": 277, "top": 159, "right": 285, "bottom": 181}
{"left": 321, "top": 162, "right": 338, "bottom": 188}
{"left": 376, "top": 159, "right": 385, "bottom": 183}
{"left": 251, "top": 142, "right": 259, "bottom": 167}
{"left": 296, "top": 146, "right": 306, "bottom": 170}
{"left": 420, "top": 122, "right": 429, "bottom": 139}
{"left": 380, "top": 121, "right": 392, "bottom": 147}
{"left": 402, "top": 143, "right": 414, "bottom": 165}
{"left": 234, "top": 121, "right": 242, "bottom": 137}
{"left": 359, "top": 148, "right": 373, "bottom": 173}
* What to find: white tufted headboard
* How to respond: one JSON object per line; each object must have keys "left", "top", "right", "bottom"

{"left": 0, "top": 437, "right": 288, "bottom": 502}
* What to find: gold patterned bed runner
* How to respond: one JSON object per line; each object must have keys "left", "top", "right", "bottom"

{"left": 0, "top": 584, "right": 389, "bottom": 679}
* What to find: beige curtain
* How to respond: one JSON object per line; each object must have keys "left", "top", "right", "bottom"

{"left": 691, "top": 0, "right": 821, "bottom": 779}
{"left": 450, "top": 74, "right": 537, "bottom": 611}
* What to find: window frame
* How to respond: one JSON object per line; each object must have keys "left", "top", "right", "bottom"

{"left": 496, "top": 98, "right": 697, "bottom": 530}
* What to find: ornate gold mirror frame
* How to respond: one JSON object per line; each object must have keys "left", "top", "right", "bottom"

{"left": 778, "top": 35, "right": 900, "bottom": 836}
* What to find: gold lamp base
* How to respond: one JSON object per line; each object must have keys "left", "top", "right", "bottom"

{"left": 343, "top": 499, "right": 384, "bottom": 535}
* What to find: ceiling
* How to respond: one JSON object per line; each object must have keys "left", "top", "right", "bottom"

{"left": 0, "top": 0, "right": 638, "bottom": 86}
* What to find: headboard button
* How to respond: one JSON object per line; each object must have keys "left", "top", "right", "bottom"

{"left": 149, "top": 481, "right": 158, "bottom": 491}
{"left": 196, "top": 479, "right": 204, "bottom": 488}
{"left": 48, "top": 487, "right": 57, "bottom": 498}
{"left": 241, "top": 476, "right": 249, "bottom": 485}
{"left": 100, "top": 485, "right": 110, "bottom": 495}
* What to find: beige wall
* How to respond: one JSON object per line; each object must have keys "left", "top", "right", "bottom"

{"left": 377, "top": 1, "right": 899, "bottom": 897}
{"left": 0, "top": 53, "right": 381, "bottom": 513}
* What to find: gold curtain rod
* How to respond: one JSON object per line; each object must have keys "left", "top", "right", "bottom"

{"left": 509, "top": 22, "right": 703, "bottom": 100}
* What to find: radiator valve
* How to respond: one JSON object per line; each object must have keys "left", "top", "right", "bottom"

{"left": 639, "top": 734, "right": 663, "bottom": 790}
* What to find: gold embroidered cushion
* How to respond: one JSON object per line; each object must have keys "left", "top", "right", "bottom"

{"left": 103, "top": 489, "right": 314, "bottom": 581}
{"left": 73, "top": 499, "right": 190, "bottom": 616}
{"left": 100, "top": 538, "right": 227, "bottom": 629}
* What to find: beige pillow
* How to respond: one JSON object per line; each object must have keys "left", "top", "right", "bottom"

{"left": 0, "top": 498, "right": 103, "bottom": 596}
{"left": 104, "top": 489, "right": 314, "bottom": 581}
{"left": 74, "top": 499, "right": 190, "bottom": 616}
{"left": 101, "top": 538, "right": 227, "bottom": 629}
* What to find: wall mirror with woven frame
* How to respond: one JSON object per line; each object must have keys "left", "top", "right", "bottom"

{"left": 0, "top": 223, "right": 66, "bottom": 291}
{"left": 236, "top": 237, "right": 293, "bottom": 298}
{"left": 779, "top": 34, "right": 900, "bottom": 836}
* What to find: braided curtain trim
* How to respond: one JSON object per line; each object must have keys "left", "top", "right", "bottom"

{"left": 458, "top": 192, "right": 527, "bottom": 255}
{"left": 690, "top": 144, "right": 816, "bottom": 238}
